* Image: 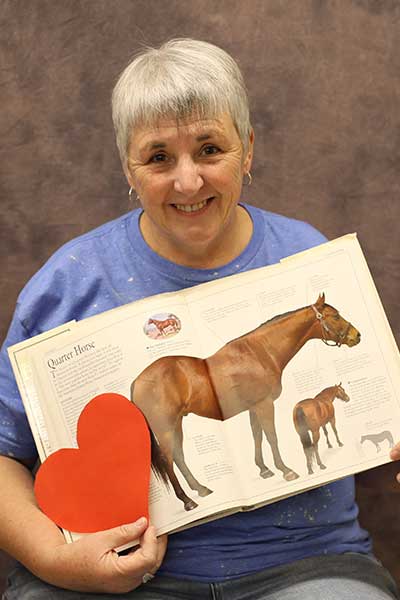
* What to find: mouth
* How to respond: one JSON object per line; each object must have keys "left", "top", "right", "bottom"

{"left": 172, "top": 197, "right": 214, "bottom": 214}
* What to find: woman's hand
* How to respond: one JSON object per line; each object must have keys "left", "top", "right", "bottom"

{"left": 38, "top": 518, "right": 167, "bottom": 594}
{"left": 390, "top": 443, "right": 400, "bottom": 483}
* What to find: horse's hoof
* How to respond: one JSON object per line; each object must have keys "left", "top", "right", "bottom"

{"left": 338, "top": 442, "right": 343, "bottom": 447}
{"left": 260, "top": 469, "right": 275, "bottom": 479}
{"left": 284, "top": 470, "right": 299, "bottom": 481}
{"left": 198, "top": 487, "right": 213, "bottom": 497}
{"left": 184, "top": 499, "right": 199, "bottom": 511}
{"left": 308, "top": 469, "right": 313, "bottom": 475}
{"left": 320, "top": 464, "right": 327, "bottom": 470}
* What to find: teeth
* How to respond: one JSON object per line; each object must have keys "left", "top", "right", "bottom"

{"left": 174, "top": 199, "right": 209, "bottom": 213}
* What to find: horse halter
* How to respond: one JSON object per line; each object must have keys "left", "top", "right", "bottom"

{"left": 311, "top": 304, "right": 351, "bottom": 347}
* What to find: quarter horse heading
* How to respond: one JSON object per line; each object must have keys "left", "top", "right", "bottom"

{"left": 293, "top": 383, "right": 350, "bottom": 475}
{"left": 131, "top": 294, "right": 361, "bottom": 511}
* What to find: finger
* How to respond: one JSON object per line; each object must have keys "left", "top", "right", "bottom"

{"left": 139, "top": 526, "right": 160, "bottom": 570}
{"left": 99, "top": 517, "right": 148, "bottom": 550}
{"left": 139, "top": 533, "right": 168, "bottom": 577}
{"left": 141, "top": 530, "right": 167, "bottom": 576}
{"left": 118, "top": 525, "right": 158, "bottom": 574}
{"left": 390, "top": 443, "right": 400, "bottom": 460}
{"left": 139, "top": 525, "right": 158, "bottom": 560}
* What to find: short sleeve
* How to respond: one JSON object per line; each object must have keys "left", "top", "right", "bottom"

{"left": 0, "top": 307, "right": 37, "bottom": 459}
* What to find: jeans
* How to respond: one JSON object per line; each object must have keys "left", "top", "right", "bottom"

{"left": 3, "top": 553, "right": 399, "bottom": 599}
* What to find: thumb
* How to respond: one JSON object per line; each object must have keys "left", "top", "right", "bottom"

{"left": 99, "top": 517, "right": 148, "bottom": 549}
{"left": 390, "top": 443, "right": 400, "bottom": 460}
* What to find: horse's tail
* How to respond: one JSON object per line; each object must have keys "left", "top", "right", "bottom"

{"left": 149, "top": 428, "right": 171, "bottom": 491}
{"left": 130, "top": 380, "right": 171, "bottom": 491}
{"left": 294, "top": 406, "right": 313, "bottom": 450}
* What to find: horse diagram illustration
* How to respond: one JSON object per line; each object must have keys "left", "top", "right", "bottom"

{"left": 131, "top": 294, "right": 361, "bottom": 511}
{"left": 360, "top": 431, "right": 394, "bottom": 452}
{"left": 293, "top": 383, "right": 350, "bottom": 475}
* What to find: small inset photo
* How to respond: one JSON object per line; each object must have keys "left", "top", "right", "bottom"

{"left": 143, "top": 313, "right": 182, "bottom": 340}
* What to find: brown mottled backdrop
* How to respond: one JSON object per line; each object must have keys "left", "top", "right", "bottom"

{"left": 0, "top": 0, "right": 399, "bottom": 592}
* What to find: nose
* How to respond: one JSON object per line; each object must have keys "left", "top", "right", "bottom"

{"left": 173, "top": 156, "right": 204, "bottom": 196}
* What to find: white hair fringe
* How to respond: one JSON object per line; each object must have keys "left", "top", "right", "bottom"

{"left": 111, "top": 38, "right": 252, "bottom": 166}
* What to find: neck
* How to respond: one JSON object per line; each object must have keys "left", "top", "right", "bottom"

{"left": 316, "top": 387, "right": 337, "bottom": 403}
{"left": 261, "top": 306, "right": 321, "bottom": 370}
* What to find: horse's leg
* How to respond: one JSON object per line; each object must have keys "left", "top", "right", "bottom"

{"left": 304, "top": 444, "right": 314, "bottom": 475}
{"left": 157, "top": 429, "right": 199, "bottom": 511}
{"left": 173, "top": 420, "right": 213, "bottom": 499}
{"left": 312, "top": 429, "right": 326, "bottom": 470}
{"left": 322, "top": 425, "right": 332, "bottom": 448}
{"left": 299, "top": 438, "right": 314, "bottom": 476}
{"left": 255, "top": 400, "right": 299, "bottom": 481}
{"left": 249, "top": 410, "right": 274, "bottom": 479}
{"left": 329, "top": 417, "right": 343, "bottom": 447}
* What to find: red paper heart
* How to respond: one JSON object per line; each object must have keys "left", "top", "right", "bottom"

{"left": 34, "top": 393, "right": 150, "bottom": 533}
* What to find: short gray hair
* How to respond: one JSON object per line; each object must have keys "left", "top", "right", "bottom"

{"left": 112, "top": 38, "right": 251, "bottom": 166}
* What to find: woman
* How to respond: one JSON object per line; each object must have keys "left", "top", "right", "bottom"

{"left": 0, "top": 38, "right": 399, "bottom": 599}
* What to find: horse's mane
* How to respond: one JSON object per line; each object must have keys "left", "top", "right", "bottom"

{"left": 230, "top": 303, "right": 313, "bottom": 345}
{"left": 314, "top": 385, "right": 338, "bottom": 399}
{"left": 264, "top": 305, "right": 307, "bottom": 325}
{"left": 226, "top": 301, "right": 336, "bottom": 346}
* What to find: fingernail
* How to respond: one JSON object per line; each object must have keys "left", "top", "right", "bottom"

{"left": 135, "top": 517, "right": 147, "bottom": 527}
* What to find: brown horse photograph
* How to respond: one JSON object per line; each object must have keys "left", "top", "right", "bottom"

{"left": 131, "top": 294, "right": 361, "bottom": 511}
{"left": 293, "top": 383, "right": 350, "bottom": 475}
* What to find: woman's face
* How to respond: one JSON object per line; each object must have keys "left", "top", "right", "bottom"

{"left": 126, "top": 112, "right": 254, "bottom": 268}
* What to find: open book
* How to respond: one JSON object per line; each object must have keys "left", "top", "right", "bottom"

{"left": 8, "top": 234, "right": 400, "bottom": 543}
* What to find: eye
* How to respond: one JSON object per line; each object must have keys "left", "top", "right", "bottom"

{"left": 201, "top": 144, "right": 221, "bottom": 156}
{"left": 334, "top": 314, "right": 340, "bottom": 320}
{"left": 149, "top": 152, "right": 168, "bottom": 164}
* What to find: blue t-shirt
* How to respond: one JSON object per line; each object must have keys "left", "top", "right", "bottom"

{"left": 0, "top": 204, "right": 371, "bottom": 581}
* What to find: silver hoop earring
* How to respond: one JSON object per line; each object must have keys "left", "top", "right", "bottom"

{"left": 243, "top": 172, "right": 252, "bottom": 186}
{"left": 129, "top": 187, "right": 140, "bottom": 202}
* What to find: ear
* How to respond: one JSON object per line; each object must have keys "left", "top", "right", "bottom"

{"left": 123, "top": 162, "right": 135, "bottom": 189}
{"left": 315, "top": 292, "right": 325, "bottom": 308}
{"left": 243, "top": 128, "right": 254, "bottom": 174}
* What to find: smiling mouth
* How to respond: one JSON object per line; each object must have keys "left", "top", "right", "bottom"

{"left": 173, "top": 197, "right": 214, "bottom": 213}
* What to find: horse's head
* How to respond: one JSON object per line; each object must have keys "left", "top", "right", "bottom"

{"left": 312, "top": 293, "right": 361, "bottom": 347}
{"left": 335, "top": 382, "right": 350, "bottom": 403}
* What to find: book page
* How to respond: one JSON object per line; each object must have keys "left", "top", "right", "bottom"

{"left": 215, "top": 234, "right": 400, "bottom": 508}
{"left": 8, "top": 322, "right": 77, "bottom": 461}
